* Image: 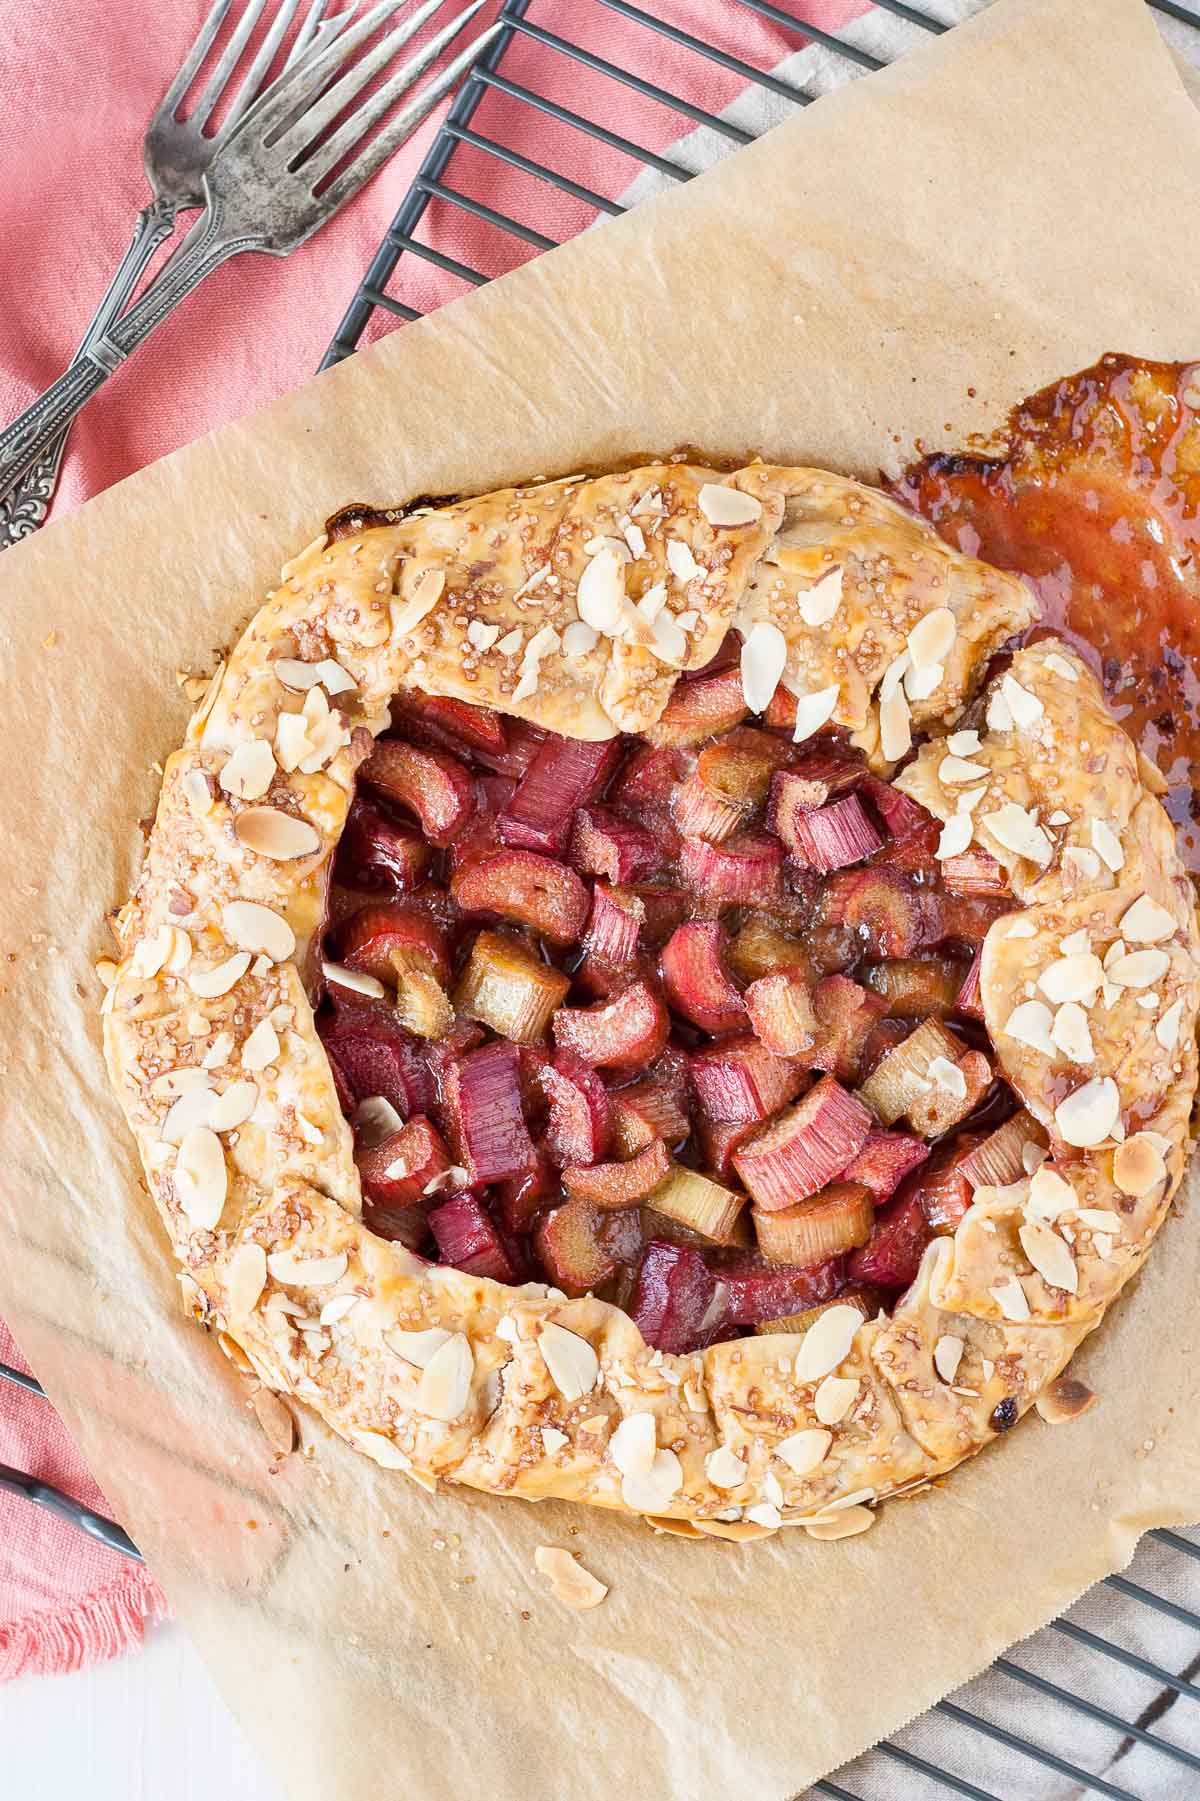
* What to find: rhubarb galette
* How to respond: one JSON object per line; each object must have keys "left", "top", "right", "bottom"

{"left": 103, "top": 462, "right": 1200, "bottom": 1541}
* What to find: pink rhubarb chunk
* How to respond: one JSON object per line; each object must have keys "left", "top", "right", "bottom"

{"left": 733, "top": 1075, "right": 872, "bottom": 1212}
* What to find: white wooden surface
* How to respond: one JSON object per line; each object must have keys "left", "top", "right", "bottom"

{"left": 0, "top": 1620, "right": 283, "bottom": 1801}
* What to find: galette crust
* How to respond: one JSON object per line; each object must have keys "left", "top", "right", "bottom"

{"left": 102, "top": 462, "right": 1200, "bottom": 1539}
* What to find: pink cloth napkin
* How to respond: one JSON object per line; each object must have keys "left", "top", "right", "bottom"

{"left": 0, "top": 0, "right": 873, "bottom": 1678}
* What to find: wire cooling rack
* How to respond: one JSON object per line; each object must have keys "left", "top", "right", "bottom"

{"left": 5, "top": 3, "right": 1200, "bottom": 1796}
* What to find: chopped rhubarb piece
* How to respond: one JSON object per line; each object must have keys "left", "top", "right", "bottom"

{"left": 645, "top": 666, "right": 748, "bottom": 746}
{"left": 956, "top": 948, "right": 984, "bottom": 1020}
{"left": 569, "top": 806, "right": 661, "bottom": 883}
{"left": 392, "top": 956, "right": 454, "bottom": 1041}
{"left": 570, "top": 950, "right": 658, "bottom": 1002}
{"left": 495, "top": 1147, "right": 557, "bottom": 1235}
{"left": 610, "top": 1053, "right": 691, "bottom": 1154}
{"left": 498, "top": 734, "right": 622, "bottom": 856}
{"left": 696, "top": 1115, "right": 757, "bottom": 1180}
{"left": 320, "top": 1016, "right": 435, "bottom": 1117}
{"left": 858, "top": 1017, "right": 911, "bottom": 1082}
{"left": 819, "top": 866, "right": 932, "bottom": 958}
{"left": 336, "top": 797, "right": 432, "bottom": 894}
{"left": 858, "top": 1018, "right": 991, "bottom": 1136}
{"left": 689, "top": 1034, "right": 807, "bottom": 1126}
{"left": 660, "top": 920, "right": 748, "bottom": 1034}
{"left": 959, "top": 1108, "right": 1046, "bottom": 1189}
{"left": 553, "top": 979, "right": 669, "bottom": 1073}
{"left": 764, "top": 683, "right": 800, "bottom": 733}
{"left": 564, "top": 1139, "right": 671, "bottom": 1209}
{"left": 733, "top": 1075, "right": 872, "bottom": 1212}
{"left": 679, "top": 832, "right": 784, "bottom": 905}
{"left": 809, "top": 974, "right": 889, "bottom": 1082}
{"left": 753, "top": 1182, "right": 873, "bottom": 1265}
{"left": 940, "top": 849, "right": 1012, "bottom": 897}
{"left": 914, "top": 1136, "right": 985, "bottom": 1234}
{"left": 630, "top": 885, "right": 689, "bottom": 947}
{"left": 608, "top": 743, "right": 690, "bottom": 818}
{"left": 726, "top": 916, "right": 811, "bottom": 986}
{"left": 672, "top": 735, "right": 786, "bottom": 842}
{"left": 442, "top": 1042, "right": 536, "bottom": 1185}
{"left": 628, "top": 1242, "right": 719, "bottom": 1352}
{"left": 712, "top": 1250, "right": 845, "bottom": 1328}
{"left": 860, "top": 954, "right": 968, "bottom": 1018}
{"left": 361, "top": 1197, "right": 429, "bottom": 1252}
{"left": 860, "top": 777, "right": 938, "bottom": 842}
{"left": 535, "top": 1199, "right": 621, "bottom": 1296}
{"left": 541, "top": 1050, "right": 613, "bottom": 1166}
{"left": 470, "top": 718, "right": 547, "bottom": 779}
{"left": 583, "top": 883, "right": 645, "bottom": 965}
{"left": 847, "top": 1191, "right": 933, "bottom": 1290}
{"left": 645, "top": 1163, "right": 746, "bottom": 1244}
{"left": 774, "top": 790, "right": 883, "bottom": 874}
{"left": 745, "top": 969, "right": 819, "bottom": 1058}
{"left": 357, "top": 1116, "right": 451, "bottom": 1209}
{"left": 429, "top": 1191, "right": 521, "bottom": 1283}
{"left": 451, "top": 848, "right": 590, "bottom": 947}
{"left": 774, "top": 745, "right": 867, "bottom": 812}
{"left": 361, "top": 739, "right": 477, "bottom": 848}
{"left": 340, "top": 902, "right": 451, "bottom": 986}
{"left": 840, "top": 1129, "right": 931, "bottom": 1204}
{"left": 934, "top": 891, "right": 1012, "bottom": 947}
{"left": 455, "top": 929, "right": 570, "bottom": 1045}
{"left": 642, "top": 1206, "right": 752, "bottom": 1255}
{"left": 754, "top": 1287, "right": 876, "bottom": 1334}
{"left": 393, "top": 691, "right": 509, "bottom": 758}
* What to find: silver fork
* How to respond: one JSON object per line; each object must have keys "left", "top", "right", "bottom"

{"left": 0, "top": 0, "right": 500, "bottom": 522}
{"left": 0, "top": 0, "right": 349, "bottom": 548}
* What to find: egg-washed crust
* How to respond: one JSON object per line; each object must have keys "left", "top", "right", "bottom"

{"left": 102, "top": 462, "right": 1200, "bottom": 1540}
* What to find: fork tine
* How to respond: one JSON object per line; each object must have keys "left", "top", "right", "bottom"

{"left": 245, "top": 0, "right": 406, "bottom": 142}
{"left": 301, "top": 0, "right": 488, "bottom": 184}
{"left": 189, "top": 0, "right": 270, "bottom": 132}
{"left": 317, "top": 20, "right": 502, "bottom": 215}
{"left": 272, "top": 0, "right": 447, "bottom": 155}
{"left": 288, "top": 0, "right": 336, "bottom": 66}
{"left": 224, "top": 0, "right": 304, "bottom": 131}
{"left": 157, "top": 0, "right": 234, "bottom": 117}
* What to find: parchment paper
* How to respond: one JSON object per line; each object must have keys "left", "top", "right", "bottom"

{"left": 2, "top": 0, "right": 1200, "bottom": 1795}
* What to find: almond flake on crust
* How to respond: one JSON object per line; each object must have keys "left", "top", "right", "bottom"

{"left": 990, "top": 1275, "right": 1031, "bottom": 1322}
{"left": 907, "top": 606, "right": 955, "bottom": 668}
{"left": 797, "top": 566, "right": 843, "bottom": 627}
{"left": 234, "top": 808, "right": 321, "bottom": 860}
{"left": 982, "top": 802, "right": 1052, "bottom": 866}
{"left": 1113, "top": 1133, "right": 1167, "bottom": 1197}
{"left": 267, "top": 1250, "right": 349, "bottom": 1287}
{"left": 933, "top": 1335, "right": 964, "bottom": 1382}
{"left": 220, "top": 740, "right": 276, "bottom": 801}
{"left": 188, "top": 951, "right": 252, "bottom": 998}
{"left": 610, "top": 1412, "right": 657, "bottom": 1478}
{"left": 937, "top": 814, "right": 973, "bottom": 859}
{"left": 175, "top": 1127, "right": 227, "bottom": 1230}
{"left": 795, "top": 1303, "right": 862, "bottom": 1383}
{"left": 814, "top": 1375, "right": 859, "bottom": 1425}
{"left": 222, "top": 901, "right": 296, "bottom": 963}
{"left": 741, "top": 620, "right": 787, "bottom": 712}
{"left": 1018, "top": 1219, "right": 1078, "bottom": 1294}
{"left": 1092, "top": 819, "right": 1125, "bottom": 872}
{"left": 385, "top": 1327, "right": 453, "bottom": 1368}
{"left": 698, "top": 483, "right": 762, "bottom": 527}
{"left": 539, "top": 1322, "right": 599, "bottom": 1402}
{"left": 416, "top": 1332, "right": 474, "bottom": 1422}
{"left": 621, "top": 1449, "right": 683, "bottom": 1513}
{"left": 1119, "top": 895, "right": 1177, "bottom": 943}
{"left": 666, "top": 538, "right": 700, "bottom": 583}
{"left": 775, "top": 1428, "right": 831, "bottom": 1475}
{"left": 1054, "top": 1077, "right": 1120, "bottom": 1148}
{"left": 705, "top": 1445, "right": 748, "bottom": 1490}
{"left": 791, "top": 685, "right": 840, "bottom": 744}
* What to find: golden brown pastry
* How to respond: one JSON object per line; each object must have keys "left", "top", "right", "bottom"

{"left": 101, "top": 462, "right": 1200, "bottom": 1540}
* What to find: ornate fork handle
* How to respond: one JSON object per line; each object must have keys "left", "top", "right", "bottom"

{"left": 0, "top": 199, "right": 259, "bottom": 503}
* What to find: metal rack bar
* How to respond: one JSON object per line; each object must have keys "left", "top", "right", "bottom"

{"left": 594, "top": 0, "right": 818, "bottom": 106}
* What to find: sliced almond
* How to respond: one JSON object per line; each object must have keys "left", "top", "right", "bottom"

{"left": 1019, "top": 1219, "right": 1078, "bottom": 1293}
{"left": 161, "top": 1081, "right": 215, "bottom": 1145}
{"left": 791, "top": 684, "right": 840, "bottom": 743}
{"left": 803, "top": 1505, "right": 874, "bottom": 1541}
{"left": 813, "top": 1375, "right": 859, "bottom": 1425}
{"left": 561, "top": 619, "right": 599, "bottom": 659}
{"left": 939, "top": 754, "right": 989, "bottom": 785}
{"left": 610, "top": 1412, "right": 658, "bottom": 1479}
{"left": 1113, "top": 1132, "right": 1167, "bottom": 1197}
{"left": 1091, "top": 819, "right": 1125, "bottom": 872}
{"left": 990, "top": 1274, "right": 1031, "bottom": 1322}
{"left": 533, "top": 1545, "right": 608, "bottom": 1610}
{"left": 705, "top": 1445, "right": 748, "bottom": 1490}
{"left": 740, "top": 620, "right": 788, "bottom": 713}
{"left": 1055, "top": 1076, "right": 1120, "bottom": 1148}
{"left": 1119, "top": 895, "right": 1177, "bottom": 944}
{"left": 219, "top": 740, "right": 275, "bottom": 801}
{"left": 1107, "top": 948, "right": 1170, "bottom": 990}
{"left": 1003, "top": 1000, "right": 1058, "bottom": 1059}
{"left": 391, "top": 567, "right": 445, "bottom": 639}
{"left": 221, "top": 900, "right": 296, "bottom": 963}
{"left": 188, "top": 950, "right": 252, "bottom": 998}
{"left": 934, "top": 1335, "right": 964, "bottom": 1382}
{"left": 1038, "top": 953, "right": 1103, "bottom": 1007}
{"left": 175, "top": 1126, "right": 228, "bottom": 1230}
{"left": 928, "top": 1056, "right": 966, "bottom": 1099}
{"left": 267, "top": 1249, "right": 349, "bottom": 1287}
{"left": 132, "top": 924, "right": 177, "bottom": 979}
{"left": 227, "top": 1241, "right": 268, "bottom": 1317}
{"left": 1025, "top": 1164, "right": 1076, "bottom": 1221}
{"left": 322, "top": 960, "right": 386, "bottom": 999}
{"left": 775, "top": 1428, "right": 831, "bottom": 1475}
{"left": 982, "top": 802, "right": 1052, "bottom": 866}
{"left": 621, "top": 1447, "right": 683, "bottom": 1513}
{"left": 1035, "top": 1376, "right": 1098, "bottom": 1426}
{"left": 539, "top": 1321, "right": 599, "bottom": 1402}
{"left": 745, "top": 1502, "right": 782, "bottom": 1529}
{"left": 416, "top": 1331, "right": 474, "bottom": 1422}
{"left": 274, "top": 711, "right": 313, "bottom": 772}
{"left": 385, "top": 1326, "right": 453, "bottom": 1368}
{"left": 907, "top": 607, "right": 955, "bottom": 667}
{"left": 797, "top": 566, "right": 843, "bottom": 627}
{"left": 317, "top": 1294, "right": 359, "bottom": 1328}
{"left": 999, "top": 674, "right": 1044, "bottom": 729}
{"left": 904, "top": 661, "right": 943, "bottom": 702}
{"left": 541, "top": 1427, "right": 569, "bottom": 1455}
{"left": 666, "top": 538, "right": 701, "bottom": 583}
{"left": 986, "top": 686, "right": 1014, "bottom": 732}
{"left": 576, "top": 544, "right": 627, "bottom": 634}
{"left": 181, "top": 766, "right": 217, "bottom": 817}
{"left": 1050, "top": 1002, "right": 1094, "bottom": 1064}
{"left": 1156, "top": 999, "right": 1184, "bottom": 1050}
{"left": 937, "top": 814, "right": 973, "bottom": 859}
{"left": 879, "top": 684, "right": 912, "bottom": 763}
{"left": 207, "top": 1080, "right": 259, "bottom": 1132}
{"left": 1043, "top": 651, "right": 1079, "bottom": 682}
{"left": 251, "top": 1387, "right": 296, "bottom": 1457}
{"left": 241, "top": 1018, "right": 281, "bottom": 1072}
{"left": 353, "top": 1428, "right": 411, "bottom": 1470}
{"left": 795, "top": 1302, "right": 862, "bottom": 1383}
{"left": 1063, "top": 846, "right": 1101, "bottom": 880}
{"left": 234, "top": 807, "right": 321, "bottom": 861}
{"left": 698, "top": 483, "right": 762, "bottom": 527}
